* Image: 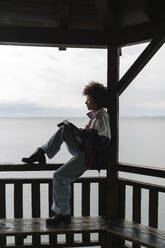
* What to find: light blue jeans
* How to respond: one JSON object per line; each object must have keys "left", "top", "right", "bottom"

{"left": 42, "top": 125, "right": 87, "bottom": 215}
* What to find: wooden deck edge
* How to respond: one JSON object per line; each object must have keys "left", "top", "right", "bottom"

{"left": 106, "top": 218, "right": 165, "bottom": 248}
{"left": 0, "top": 217, "right": 106, "bottom": 237}
{"left": 1, "top": 217, "right": 165, "bottom": 248}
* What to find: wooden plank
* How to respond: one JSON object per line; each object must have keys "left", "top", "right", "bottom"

{"left": 48, "top": 181, "right": 57, "bottom": 245}
{"left": 14, "top": 182, "right": 24, "bottom": 246}
{"left": 14, "top": 182, "right": 23, "bottom": 218}
{"left": 0, "top": 163, "right": 63, "bottom": 172}
{"left": 99, "top": 181, "right": 106, "bottom": 216}
{"left": 117, "top": 177, "right": 126, "bottom": 248}
{"left": 66, "top": 233, "right": 74, "bottom": 246}
{"left": 0, "top": 176, "right": 106, "bottom": 184}
{"left": 149, "top": 190, "right": 158, "bottom": 228}
{"left": 70, "top": 183, "right": 74, "bottom": 217}
{"left": 82, "top": 183, "right": 90, "bottom": 243}
{"left": 118, "top": 183, "right": 126, "bottom": 219}
{"left": 82, "top": 182, "right": 90, "bottom": 216}
{"left": 106, "top": 218, "right": 165, "bottom": 248}
{"left": 0, "top": 183, "right": 6, "bottom": 246}
{"left": 1, "top": 217, "right": 165, "bottom": 247}
{"left": 6, "top": 241, "right": 102, "bottom": 247}
{"left": 99, "top": 231, "right": 107, "bottom": 248}
{"left": 118, "top": 178, "right": 165, "bottom": 193}
{"left": 118, "top": 37, "right": 165, "bottom": 95}
{"left": 31, "top": 182, "right": 41, "bottom": 245}
{"left": 98, "top": 181, "right": 106, "bottom": 245}
{"left": 115, "top": 162, "right": 165, "bottom": 179}
{"left": 32, "top": 183, "right": 41, "bottom": 217}
{"left": 66, "top": 183, "right": 74, "bottom": 244}
{"left": 133, "top": 187, "right": 141, "bottom": 223}
{"left": 132, "top": 187, "right": 141, "bottom": 248}
{"left": 4, "top": 242, "right": 102, "bottom": 248}
{"left": 0, "top": 184, "right": 6, "bottom": 218}
{"left": 0, "top": 217, "right": 107, "bottom": 236}
{"left": 48, "top": 181, "right": 53, "bottom": 217}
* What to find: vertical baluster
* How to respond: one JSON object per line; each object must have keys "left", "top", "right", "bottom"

{"left": 82, "top": 182, "right": 90, "bottom": 216}
{"left": 82, "top": 182, "right": 90, "bottom": 244}
{"left": 0, "top": 183, "right": 6, "bottom": 247}
{"left": 118, "top": 182, "right": 126, "bottom": 219}
{"left": 99, "top": 181, "right": 106, "bottom": 216}
{"left": 115, "top": 182, "right": 126, "bottom": 248}
{"left": 14, "top": 182, "right": 24, "bottom": 246}
{"left": 14, "top": 182, "right": 23, "bottom": 218}
{"left": 70, "top": 183, "right": 74, "bottom": 217}
{"left": 66, "top": 183, "right": 74, "bottom": 245}
{"left": 0, "top": 183, "right": 6, "bottom": 218}
{"left": 132, "top": 186, "right": 141, "bottom": 248}
{"left": 133, "top": 187, "right": 141, "bottom": 222}
{"left": 99, "top": 181, "right": 107, "bottom": 247}
{"left": 48, "top": 180, "right": 57, "bottom": 245}
{"left": 31, "top": 182, "right": 41, "bottom": 245}
{"left": 149, "top": 189, "right": 158, "bottom": 228}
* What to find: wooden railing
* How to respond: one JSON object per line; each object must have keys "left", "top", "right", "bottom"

{"left": 0, "top": 163, "right": 165, "bottom": 247}
{"left": 116, "top": 162, "right": 165, "bottom": 248}
{"left": 0, "top": 164, "right": 107, "bottom": 247}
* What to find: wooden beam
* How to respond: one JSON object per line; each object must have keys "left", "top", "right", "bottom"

{"left": 0, "top": 22, "right": 164, "bottom": 48}
{"left": 117, "top": 37, "right": 165, "bottom": 95}
{"left": 94, "top": 0, "right": 116, "bottom": 30}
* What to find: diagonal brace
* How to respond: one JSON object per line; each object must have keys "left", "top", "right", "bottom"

{"left": 117, "top": 37, "right": 165, "bottom": 96}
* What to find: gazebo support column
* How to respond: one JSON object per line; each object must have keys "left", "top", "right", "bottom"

{"left": 106, "top": 46, "right": 122, "bottom": 247}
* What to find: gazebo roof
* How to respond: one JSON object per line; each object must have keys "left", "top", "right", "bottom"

{"left": 0, "top": 0, "right": 164, "bottom": 48}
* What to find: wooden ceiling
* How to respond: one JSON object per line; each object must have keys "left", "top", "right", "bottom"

{"left": 0, "top": 0, "right": 164, "bottom": 48}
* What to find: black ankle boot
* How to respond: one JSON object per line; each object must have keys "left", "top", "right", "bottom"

{"left": 22, "top": 148, "right": 46, "bottom": 165}
{"left": 46, "top": 214, "right": 71, "bottom": 226}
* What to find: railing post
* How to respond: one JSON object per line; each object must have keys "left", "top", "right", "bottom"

{"left": 106, "top": 46, "right": 121, "bottom": 247}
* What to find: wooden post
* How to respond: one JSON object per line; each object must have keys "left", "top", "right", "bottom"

{"left": 106, "top": 46, "right": 120, "bottom": 247}
{"left": 107, "top": 46, "right": 119, "bottom": 214}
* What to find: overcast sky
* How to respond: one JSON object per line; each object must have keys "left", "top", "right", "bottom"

{"left": 0, "top": 42, "right": 164, "bottom": 118}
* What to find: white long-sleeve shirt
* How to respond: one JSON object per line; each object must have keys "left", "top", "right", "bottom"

{"left": 87, "top": 108, "right": 111, "bottom": 139}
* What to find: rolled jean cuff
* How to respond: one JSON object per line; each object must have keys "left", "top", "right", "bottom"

{"left": 51, "top": 203, "right": 70, "bottom": 215}
{"left": 41, "top": 145, "right": 53, "bottom": 159}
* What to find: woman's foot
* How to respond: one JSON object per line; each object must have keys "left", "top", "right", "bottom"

{"left": 22, "top": 148, "right": 46, "bottom": 165}
{"left": 46, "top": 214, "right": 71, "bottom": 226}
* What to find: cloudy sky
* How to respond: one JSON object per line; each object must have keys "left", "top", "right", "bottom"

{"left": 0, "top": 42, "right": 164, "bottom": 118}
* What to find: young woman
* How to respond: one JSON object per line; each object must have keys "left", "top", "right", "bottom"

{"left": 22, "top": 81, "right": 111, "bottom": 226}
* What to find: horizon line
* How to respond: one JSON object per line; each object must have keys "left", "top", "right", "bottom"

{"left": 0, "top": 116, "right": 165, "bottom": 119}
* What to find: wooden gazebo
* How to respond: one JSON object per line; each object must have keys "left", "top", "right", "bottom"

{"left": 0, "top": 0, "right": 165, "bottom": 247}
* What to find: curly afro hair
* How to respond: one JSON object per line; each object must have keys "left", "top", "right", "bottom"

{"left": 83, "top": 81, "right": 108, "bottom": 108}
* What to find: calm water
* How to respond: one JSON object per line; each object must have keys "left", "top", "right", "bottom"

{"left": 1, "top": 117, "right": 165, "bottom": 167}
{"left": 0, "top": 117, "right": 165, "bottom": 244}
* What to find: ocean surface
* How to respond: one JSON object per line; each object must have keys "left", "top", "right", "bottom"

{"left": 0, "top": 117, "right": 165, "bottom": 245}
